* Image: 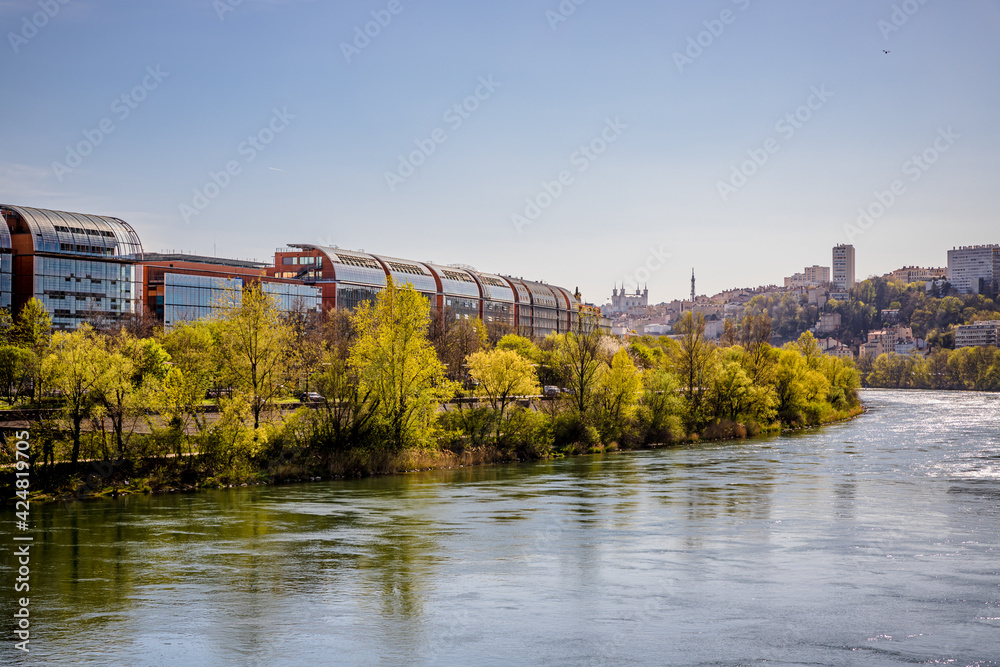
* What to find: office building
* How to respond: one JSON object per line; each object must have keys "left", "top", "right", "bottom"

{"left": 1, "top": 205, "right": 143, "bottom": 330}
{"left": 141, "top": 253, "right": 321, "bottom": 329}
{"left": 269, "top": 244, "right": 581, "bottom": 338}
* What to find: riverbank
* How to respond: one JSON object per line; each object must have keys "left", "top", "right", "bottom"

{"left": 9, "top": 402, "right": 867, "bottom": 505}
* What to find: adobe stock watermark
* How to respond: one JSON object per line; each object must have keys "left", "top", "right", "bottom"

{"left": 844, "top": 126, "right": 958, "bottom": 243}
{"left": 340, "top": 0, "right": 414, "bottom": 64}
{"left": 877, "top": 0, "right": 930, "bottom": 40}
{"left": 511, "top": 117, "right": 628, "bottom": 234}
{"left": 178, "top": 107, "right": 296, "bottom": 224}
{"left": 672, "top": 0, "right": 751, "bottom": 73}
{"left": 621, "top": 246, "right": 671, "bottom": 289}
{"left": 51, "top": 66, "right": 169, "bottom": 183}
{"left": 384, "top": 75, "right": 501, "bottom": 192}
{"left": 545, "top": 0, "right": 588, "bottom": 31}
{"left": 716, "top": 84, "right": 832, "bottom": 202}
{"left": 213, "top": 0, "right": 244, "bottom": 21}
{"left": 8, "top": 0, "right": 71, "bottom": 54}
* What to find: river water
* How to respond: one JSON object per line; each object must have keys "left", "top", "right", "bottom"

{"left": 3, "top": 389, "right": 1000, "bottom": 665}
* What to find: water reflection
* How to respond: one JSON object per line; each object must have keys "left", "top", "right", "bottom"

{"left": 2, "top": 390, "right": 999, "bottom": 665}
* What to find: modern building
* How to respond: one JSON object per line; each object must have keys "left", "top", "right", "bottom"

{"left": 1, "top": 205, "right": 143, "bottom": 330}
{"left": 947, "top": 245, "right": 1000, "bottom": 295}
{"left": 140, "top": 253, "right": 321, "bottom": 329}
{"left": 0, "top": 221, "right": 11, "bottom": 311}
{"left": 268, "top": 244, "right": 584, "bottom": 338}
{"left": 954, "top": 320, "right": 1000, "bottom": 349}
{"left": 832, "top": 244, "right": 855, "bottom": 291}
{"left": 0, "top": 204, "right": 601, "bottom": 337}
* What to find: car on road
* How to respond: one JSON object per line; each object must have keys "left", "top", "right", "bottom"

{"left": 299, "top": 391, "right": 325, "bottom": 403}
{"left": 543, "top": 385, "right": 560, "bottom": 397}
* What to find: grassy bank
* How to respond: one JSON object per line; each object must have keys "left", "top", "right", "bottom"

{"left": 6, "top": 401, "right": 867, "bottom": 505}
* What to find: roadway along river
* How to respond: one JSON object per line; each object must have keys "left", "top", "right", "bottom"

{"left": 3, "top": 389, "right": 999, "bottom": 665}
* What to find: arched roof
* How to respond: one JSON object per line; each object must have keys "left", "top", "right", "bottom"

{"left": 503, "top": 277, "right": 532, "bottom": 305}
{"left": 304, "top": 244, "right": 387, "bottom": 287}
{"left": 2, "top": 205, "right": 142, "bottom": 257}
{"left": 549, "top": 285, "right": 579, "bottom": 310}
{"left": 520, "top": 280, "right": 558, "bottom": 309}
{"left": 475, "top": 271, "right": 515, "bottom": 303}
{"left": 423, "top": 263, "right": 482, "bottom": 299}
{"left": 370, "top": 254, "right": 437, "bottom": 293}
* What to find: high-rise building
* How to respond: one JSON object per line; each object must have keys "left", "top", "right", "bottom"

{"left": 947, "top": 245, "right": 1000, "bottom": 294}
{"left": 832, "top": 244, "right": 855, "bottom": 291}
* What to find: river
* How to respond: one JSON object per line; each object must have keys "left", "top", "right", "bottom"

{"left": 3, "top": 389, "right": 999, "bottom": 665}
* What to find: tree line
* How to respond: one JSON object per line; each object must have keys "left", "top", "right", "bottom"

{"left": 2, "top": 280, "right": 861, "bottom": 497}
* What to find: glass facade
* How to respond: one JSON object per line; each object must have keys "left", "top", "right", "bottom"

{"left": 0, "top": 221, "right": 10, "bottom": 310}
{"left": 164, "top": 274, "right": 240, "bottom": 327}
{"left": 163, "top": 273, "right": 321, "bottom": 329}
{"left": 337, "top": 285, "right": 382, "bottom": 310}
{"left": 263, "top": 281, "right": 322, "bottom": 312}
{"left": 34, "top": 256, "right": 140, "bottom": 329}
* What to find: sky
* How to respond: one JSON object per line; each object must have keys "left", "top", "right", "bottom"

{"left": 2, "top": 0, "right": 998, "bottom": 306}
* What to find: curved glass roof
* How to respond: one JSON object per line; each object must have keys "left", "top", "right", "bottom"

{"left": 424, "top": 263, "right": 482, "bottom": 299}
{"left": 310, "top": 245, "right": 387, "bottom": 287}
{"left": 476, "top": 272, "right": 515, "bottom": 303}
{"left": 549, "top": 286, "right": 579, "bottom": 310}
{"left": 371, "top": 254, "right": 437, "bottom": 293}
{"left": 503, "top": 278, "right": 532, "bottom": 305}
{"left": 3, "top": 205, "right": 143, "bottom": 258}
{"left": 0, "top": 217, "right": 10, "bottom": 250}
{"left": 522, "top": 280, "right": 558, "bottom": 309}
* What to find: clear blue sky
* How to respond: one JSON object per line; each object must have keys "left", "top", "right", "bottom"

{"left": 2, "top": 0, "right": 998, "bottom": 305}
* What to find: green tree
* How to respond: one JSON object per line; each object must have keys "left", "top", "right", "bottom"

{"left": 559, "top": 312, "right": 604, "bottom": 413}
{"left": 637, "top": 367, "right": 684, "bottom": 443}
{"left": 349, "top": 277, "right": 454, "bottom": 449}
{"left": 217, "top": 284, "right": 292, "bottom": 429}
{"left": 41, "top": 325, "right": 111, "bottom": 464}
{"left": 594, "top": 348, "right": 643, "bottom": 441}
{"left": 13, "top": 298, "right": 52, "bottom": 400}
{"left": 0, "top": 344, "right": 33, "bottom": 405}
{"left": 467, "top": 347, "right": 540, "bottom": 443}
{"left": 673, "top": 311, "right": 715, "bottom": 430}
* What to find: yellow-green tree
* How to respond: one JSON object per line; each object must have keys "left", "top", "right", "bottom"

{"left": 594, "top": 348, "right": 643, "bottom": 441}
{"left": 217, "top": 284, "right": 292, "bottom": 429}
{"left": 349, "top": 277, "right": 454, "bottom": 449}
{"left": 161, "top": 321, "right": 220, "bottom": 433}
{"left": 13, "top": 298, "right": 52, "bottom": 400}
{"left": 99, "top": 333, "right": 171, "bottom": 458}
{"left": 41, "top": 325, "right": 111, "bottom": 463}
{"left": 467, "top": 347, "right": 540, "bottom": 441}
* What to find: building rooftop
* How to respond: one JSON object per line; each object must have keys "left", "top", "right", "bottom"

{"left": 141, "top": 252, "right": 267, "bottom": 269}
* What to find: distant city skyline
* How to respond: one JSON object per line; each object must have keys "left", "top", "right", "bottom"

{"left": 2, "top": 0, "right": 998, "bottom": 304}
